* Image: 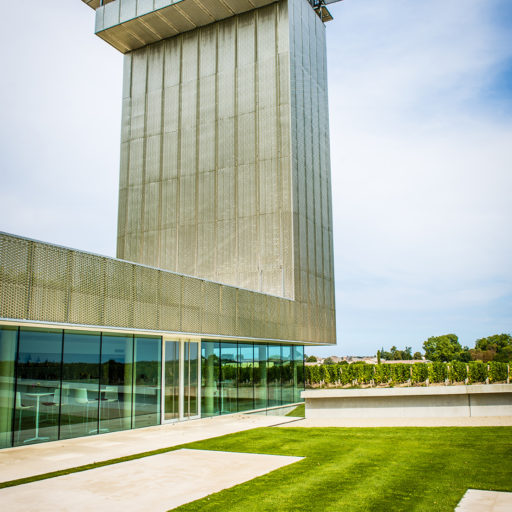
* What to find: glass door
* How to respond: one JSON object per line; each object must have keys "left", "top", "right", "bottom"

{"left": 163, "top": 340, "right": 179, "bottom": 422}
{"left": 162, "top": 339, "right": 200, "bottom": 423}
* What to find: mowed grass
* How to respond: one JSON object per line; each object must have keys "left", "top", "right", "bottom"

{"left": 285, "top": 403, "right": 305, "bottom": 417}
{"left": 175, "top": 427, "right": 512, "bottom": 512}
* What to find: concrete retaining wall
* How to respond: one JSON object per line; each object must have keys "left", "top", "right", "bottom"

{"left": 302, "top": 384, "right": 512, "bottom": 419}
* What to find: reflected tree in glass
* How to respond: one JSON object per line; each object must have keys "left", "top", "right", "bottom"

{"left": 60, "top": 331, "right": 100, "bottom": 440}
{"left": 220, "top": 342, "right": 237, "bottom": 413}
{"left": 14, "top": 328, "right": 62, "bottom": 445}
{"left": 237, "top": 343, "right": 254, "bottom": 412}
{"left": 100, "top": 334, "right": 133, "bottom": 432}
{"left": 267, "top": 345, "right": 281, "bottom": 407}
{"left": 201, "top": 341, "right": 220, "bottom": 416}
{"left": 133, "top": 336, "right": 161, "bottom": 428}
{"left": 254, "top": 344, "right": 267, "bottom": 410}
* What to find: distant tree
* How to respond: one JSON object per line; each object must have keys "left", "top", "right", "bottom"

{"left": 422, "top": 334, "right": 462, "bottom": 362}
{"left": 472, "top": 334, "right": 512, "bottom": 362}
{"left": 306, "top": 355, "right": 317, "bottom": 363}
{"left": 377, "top": 350, "right": 381, "bottom": 364}
{"left": 413, "top": 351, "right": 422, "bottom": 360}
{"left": 402, "top": 346, "right": 413, "bottom": 360}
{"left": 324, "top": 357, "right": 335, "bottom": 365}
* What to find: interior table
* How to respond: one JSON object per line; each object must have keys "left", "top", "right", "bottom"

{"left": 24, "top": 392, "right": 52, "bottom": 443}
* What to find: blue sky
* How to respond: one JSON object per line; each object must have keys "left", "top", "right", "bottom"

{"left": 1, "top": 0, "right": 511, "bottom": 356}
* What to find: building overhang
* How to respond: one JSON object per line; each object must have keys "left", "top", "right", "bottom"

{"left": 88, "top": 0, "right": 279, "bottom": 53}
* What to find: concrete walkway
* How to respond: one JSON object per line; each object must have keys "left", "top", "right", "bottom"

{"left": 278, "top": 416, "right": 512, "bottom": 428}
{"left": 0, "top": 448, "right": 303, "bottom": 512}
{"left": 0, "top": 414, "right": 298, "bottom": 483}
{"left": 456, "top": 490, "right": 512, "bottom": 512}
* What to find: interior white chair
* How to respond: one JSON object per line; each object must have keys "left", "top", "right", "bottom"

{"left": 103, "top": 385, "right": 121, "bottom": 424}
{"left": 15, "top": 392, "right": 33, "bottom": 442}
{"left": 68, "top": 388, "right": 96, "bottom": 424}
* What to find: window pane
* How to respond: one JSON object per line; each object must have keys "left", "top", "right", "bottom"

{"left": 293, "top": 346, "right": 304, "bottom": 403}
{"left": 100, "top": 334, "right": 133, "bottom": 433}
{"left": 201, "top": 341, "right": 220, "bottom": 417}
{"left": 267, "top": 345, "right": 281, "bottom": 407}
{"left": 133, "top": 336, "right": 161, "bottom": 428}
{"left": 237, "top": 343, "right": 254, "bottom": 412}
{"left": 0, "top": 326, "right": 17, "bottom": 448}
{"left": 220, "top": 342, "right": 237, "bottom": 414}
{"left": 60, "top": 331, "right": 100, "bottom": 440}
{"left": 15, "top": 328, "right": 62, "bottom": 446}
{"left": 281, "top": 346, "right": 293, "bottom": 405}
{"left": 253, "top": 344, "right": 267, "bottom": 410}
{"left": 164, "top": 340, "right": 179, "bottom": 421}
{"left": 185, "top": 342, "right": 199, "bottom": 418}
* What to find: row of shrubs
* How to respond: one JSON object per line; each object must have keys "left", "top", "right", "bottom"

{"left": 305, "top": 361, "right": 510, "bottom": 387}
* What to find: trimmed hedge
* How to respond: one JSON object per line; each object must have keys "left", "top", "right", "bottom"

{"left": 305, "top": 361, "right": 510, "bottom": 387}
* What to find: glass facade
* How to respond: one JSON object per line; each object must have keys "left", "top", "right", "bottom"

{"left": 0, "top": 326, "right": 162, "bottom": 448}
{"left": 0, "top": 325, "right": 304, "bottom": 449}
{"left": 201, "top": 340, "right": 304, "bottom": 416}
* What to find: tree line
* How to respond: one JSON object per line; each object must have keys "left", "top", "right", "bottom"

{"left": 378, "top": 333, "right": 512, "bottom": 363}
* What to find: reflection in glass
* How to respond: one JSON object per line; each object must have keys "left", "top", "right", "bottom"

{"left": 293, "top": 346, "right": 305, "bottom": 403}
{"left": 267, "top": 345, "right": 281, "bottom": 407}
{"left": 184, "top": 342, "right": 199, "bottom": 418}
{"left": 0, "top": 326, "right": 17, "bottom": 448}
{"left": 133, "top": 336, "right": 161, "bottom": 428}
{"left": 14, "top": 328, "right": 62, "bottom": 445}
{"left": 164, "top": 341, "right": 179, "bottom": 421}
{"left": 100, "top": 334, "right": 133, "bottom": 433}
{"left": 220, "top": 343, "right": 237, "bottom": 413}
{"left": 60, "top": 331, "right": 100, "bottom": 440}
{"left": 201, "top": 341, "right": 220, "bottom": 416}
{"left": 237, "top": 344, "right": 253, "bottom": 412}
{"left": 281, "top": 346, "right": 293, "bottom": 405}
{"left": 253, "top": 344, "right": 267, "bottom": 410}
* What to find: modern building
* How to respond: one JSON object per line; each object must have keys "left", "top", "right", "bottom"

{"left": 0, "top": 0, "right": 337, "bottom": 449}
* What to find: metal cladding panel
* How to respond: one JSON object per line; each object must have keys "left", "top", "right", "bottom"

{"left": 118, "top": 2, "right": 295, "bottom": 302}
{"left": 95, "top": 0, "right": 278, "bottom": 54}
{"left": 0, "top": 233, "right": 333, "bottom": 343}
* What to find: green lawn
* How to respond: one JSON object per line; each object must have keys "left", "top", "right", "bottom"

{"left": 175, "top": 427, "right": 512, "bottom": 512}
{"left": 285, "top": 404, "right": 305, "bottom": 417}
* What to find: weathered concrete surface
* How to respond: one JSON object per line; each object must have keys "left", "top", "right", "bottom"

{"left": 0, "top": 414, "right": 297, "bottom": 483}
{"left": 455, "top": 489, "right": 512, "bottom": 512}
{"left": 302, "top": 385, "right": 512, "bottom": 419}
{"left": 0, "top": 449, "right": 303, "bottom": 512}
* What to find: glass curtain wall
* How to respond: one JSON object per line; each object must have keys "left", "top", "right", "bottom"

{"left": 184, "top": 342, "right": 199, "bottom": 418}
{"left": 237, "top": 344, "right": 254, "bottom": 412}
{"left": 0, "top": 326, "right": 17, "bottom": 448}
{"left": 281, "top": 346, "right": 293, "bottom": 405}
{"left": 267, "top": 345, "right": 282, "bottom": 407}
{"left": 254, "top": 344, "right": 268, "bottom": 410}
{"left": 60, "top": 331, "right": 101, "bottom": 440}
{"left": 293, "top": 346, "right": 305, "bottom": 402}
{"left": 220, "top": 343, "right": 238, "bottom": 414}
{"left": 100, "top": 334, "right": 133, "bottom": 433}
{"left": 14, "top": 328, "right": 62, "bottom": 445}
{"left": 164, "top": 341, "right": 180, "bottom": 421}
{"left": 201, "top": 341, "right": 220, "bottom": 417}
{"left": 4, "top": 326, "right": 162, "bottom": 448}
{"left": 133, "top": 336, "right": 161, "bottom": 429}
{"left": 200, "top": 340, "right": 304, "bottom": 417}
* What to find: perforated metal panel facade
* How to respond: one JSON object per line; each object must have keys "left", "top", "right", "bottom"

{"left": 0, "top": 232, "right": 334, "bottom": 344}
{"left": 117, "top": 1, "right": 297, "bottom": 302}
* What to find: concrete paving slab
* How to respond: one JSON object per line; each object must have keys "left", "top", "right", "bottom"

{"left": 0, "top": 414, "right": 298, "bottom": 483}
{"left": 277, "top": 416, "right": 512, "bottom": 428}
{"left": 456, "top": 489, "right": 512, "bottom": 512}
{"left": 0, "top": 448, "right": 303, "bottom": 512}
